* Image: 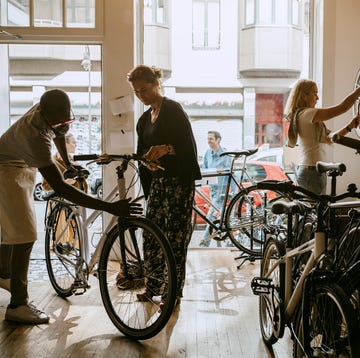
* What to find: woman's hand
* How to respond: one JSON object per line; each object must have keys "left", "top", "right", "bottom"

{"left": 347, "top": 114, "right": 360, "bottom": 130}
{"left": 143, "top": 144, "right": 170, "bottom": 171}
{"left": 145, "top": 145, "right": 168, "bottom": 160}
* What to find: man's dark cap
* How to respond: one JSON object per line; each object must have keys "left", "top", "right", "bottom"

{"left": 40, "top": 89, "right": 70, "bottom": 116}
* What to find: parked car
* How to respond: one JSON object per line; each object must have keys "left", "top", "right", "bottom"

{"left": 34, "top": 167, "right": 103, "bottom": 200}
{"left": 193, "top": 160, "right": 289, "bottom": 225}
{"left": 88, "top": 169, "right": 102, "bottom": 198}
{"left": 33, "top": 171, "right": 46, "bottom": 201}
{"left": 249, "top": 147, "right": 283, "bottom": 167}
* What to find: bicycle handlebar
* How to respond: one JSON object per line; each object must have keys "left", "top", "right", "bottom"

{"left": 73, "top": 154, "right": 98, "bottom": 161}
{"left": 332, "top": 134, "right": 360, "bottom": 152}
{"left": 73, "top": 153, "right": 165, "bottom": 170}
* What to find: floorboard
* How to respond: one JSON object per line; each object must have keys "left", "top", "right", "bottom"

{"left": 0, "top": 249, "right": 292, "bottom": 358}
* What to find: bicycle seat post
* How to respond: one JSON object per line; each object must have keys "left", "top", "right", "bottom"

{"left": 329, "top": 170, "right": 338, "bottom": 197}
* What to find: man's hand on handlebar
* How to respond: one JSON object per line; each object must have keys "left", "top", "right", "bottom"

{"left": 63, "top": 164, "right": 90, "bottom": 179}
{"left": 108, "top": 198, "right": 143, "bottom": 217}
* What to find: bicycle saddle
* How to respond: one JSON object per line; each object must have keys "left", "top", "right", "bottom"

{"left": 220, "top": 147, "right": 259, "bottom": 158}
{"left": 271, "top": 200, "right": 311, "bottom": 215}
{"left": 316, "top": 161, "right": 346, "bottom": 176}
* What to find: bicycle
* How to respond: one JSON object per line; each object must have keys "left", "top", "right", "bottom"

{"left": 250, "top": 175, "right": 360, "bottom": 357}
{"left": 193, "top": 148, "right": 288, "bottom": 257}
{"left": 193, "top": 148, "right": 258, "bottom": 247}
{"left": 43, "top": 153, "right": 177, "bottom": 340}
{"left": 332, "top": 134, "right": 360, "bottom": 325}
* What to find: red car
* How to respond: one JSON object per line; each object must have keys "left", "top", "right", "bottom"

{"left": 193, "top": 161, "right": 289, "bottom": 225}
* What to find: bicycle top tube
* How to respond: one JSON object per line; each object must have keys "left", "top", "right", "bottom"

{"left": 255, "top": 179, "right": 360, "bottom": 204}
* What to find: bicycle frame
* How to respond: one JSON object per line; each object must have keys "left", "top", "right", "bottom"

{"left": 193, "top": 169, "right": 239, "bottom": 238}
{"left": 193, "top": 151, "right": 256, "bottom": 238}
{"left": 262, "top": 198, "right": 360, "bottom": 325}
{"left": 46, "top": 177, "right": 125, "bottom": 277}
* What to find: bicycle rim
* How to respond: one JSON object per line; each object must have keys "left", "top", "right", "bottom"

{"left": 98, "top": 217, "right": 177, "bottom": 340}
{"left": 302, "top": 282, "right": 360, "bottom": 357}
{"left": 45, "top": 203, "right": 81, "bottom": 297}
{"left": 259, "top": 238, "right": 285, "bottom": 345}
{"left": 337, "top": 225, "right": 360, "bottom": 269}
{"left": 226, "top": 185, "right": 285, "bottom": 255}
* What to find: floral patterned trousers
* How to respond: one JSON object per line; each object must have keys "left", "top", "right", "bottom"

{"left": 144, "top": 176, "right": 195, "bottom": 298}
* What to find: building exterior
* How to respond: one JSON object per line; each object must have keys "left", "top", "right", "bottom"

{"left": 143, "top": 0, "right": 310, "bottom": 164}
{"left": 2, "top": 0, "right": 309, "bottom": 164}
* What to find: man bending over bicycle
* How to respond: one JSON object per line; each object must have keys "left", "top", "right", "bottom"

{"left": 0, "top": 89, "right": 142, "bottom": 325}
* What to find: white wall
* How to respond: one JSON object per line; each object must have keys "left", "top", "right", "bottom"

{"left": 322, "top": 0, "right": 360, "bottom": 192}
{"left": 102, "top": 0, "right": 135, "bottom": 198}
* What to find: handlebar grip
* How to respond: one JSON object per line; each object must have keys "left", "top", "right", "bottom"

{"left": 73, "top": 154, "right": 99, "bottom": 161}
{"left": 332, "top": 134, "right": 360, "bottom": 151}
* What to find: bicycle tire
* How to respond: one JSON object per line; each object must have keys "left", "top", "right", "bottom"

{"left": 336, "top": 221, "right": 360, "bottom": 320}
{"left": 225, "top": 185, "right": 287, "bottom": 255}
{"left": 292, "top": 306, "right": 306, "bottom": 358}
{"left": 338, "top": 261, "right": 360, "bottom": 323}
{"left": 45, "top": 202, "right": 82, "bottom": 298}
{"left": 337, "top": 223, "right": 360, "bottom": 269}
{"left": 98, "top": 216, "right": 177, "bottom": 340}
{"left": 302, "top": 282, "right": 360, "bottom": 357}
{"left": 259, "top": 237, "right": 286, "bottom": 345}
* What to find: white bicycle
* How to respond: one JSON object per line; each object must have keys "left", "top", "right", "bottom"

{"left": 43, "top": 153, "right": 177, "bottom": 340}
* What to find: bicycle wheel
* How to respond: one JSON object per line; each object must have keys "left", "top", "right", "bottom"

{"left": 337, "top": 222, "right": 360, "bottom": 269}
{"left": 292, "top": 306, "right": 306, "bottom": 358}
{"left": 336, "top": 221, "right": 360, "bottom": 320}
{"left": 338, "top": 261, "right": 360, "bottom": 324}
{"left": 225, "top": 185, "right": 286, "bottom": 255}
{"left": 45, "top": 202, "right": 82, "bottom": 298}
{"left": 302, "top": 282, "right": 360, "bottom": 357}
{"left": 259, "top": 237, "right": 286, "bottom": 345}
{"left": 98, "top": 216, "right": 177, "bottom": 340}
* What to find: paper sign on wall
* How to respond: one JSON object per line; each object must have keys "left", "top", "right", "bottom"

{"left": 109, "top": 95, "right": 133, "bottom": 116}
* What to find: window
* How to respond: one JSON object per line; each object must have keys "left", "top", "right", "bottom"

{"left": 1, "top": 0, "right": 96, "bottom": 28}
{"left": 66, "top": 0, "right": 96, "bottom": 28}
{"left": 244, "top": 0, "right": 300, "bottom": 27}
{"left": 192, "top": 0, "right": 220, "bottom": 49}
{"left": 245, "top": 0, "right": 255, "bottom": 25}
{"left": 144, "top": 0, "right": 168, "bottom": 25}
{"left": 247, "top": 164, "right": 267, "bottom": 182}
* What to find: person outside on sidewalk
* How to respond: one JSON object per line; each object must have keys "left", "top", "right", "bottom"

{"left": 199, "top": 130, "right": 234, "bottom": 248}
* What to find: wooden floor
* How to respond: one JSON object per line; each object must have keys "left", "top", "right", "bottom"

{"left": 0, "top": 249, "right": 292, "bottom": 358}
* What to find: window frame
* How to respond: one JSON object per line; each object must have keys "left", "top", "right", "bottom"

{"left": 192, "top": 0, "right": 221, "bottom": 50}
{"left": 0, "top": 0, "right": 104, "bottom": 39}
{"left": 244, "top": 0, "right": 301, "bottom": 28}
{"left": 144, "top": 0, "right": 169, "bottom": 26}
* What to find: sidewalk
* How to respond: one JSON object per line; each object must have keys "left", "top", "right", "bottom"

{"left": 29, "top": 201, "right": 236, "bottom": 283}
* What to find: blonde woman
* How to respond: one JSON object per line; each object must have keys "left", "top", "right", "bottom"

{"left": 284, "top": 79, "right": 360, "bottom": 194}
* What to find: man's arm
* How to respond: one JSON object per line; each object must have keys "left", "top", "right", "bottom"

{"left": 53, "top": 135, "right": 72, "bottom": 167}
{"left": 39, "top": 164, "right": 142, "bottom": 217}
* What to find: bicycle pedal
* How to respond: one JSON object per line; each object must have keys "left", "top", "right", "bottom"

{"left": 251, "top": 277, "right": 273, "bottom": 295}
{"left": 71, "top": 281, "right": 90, "bottom": 295}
